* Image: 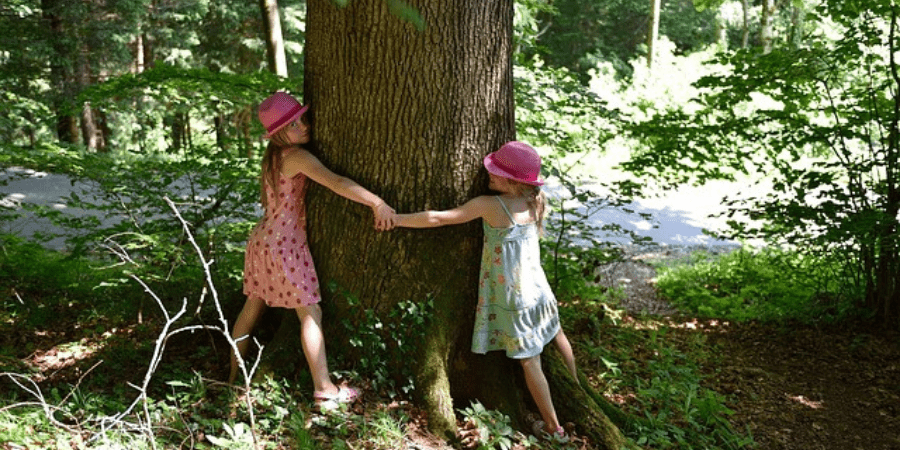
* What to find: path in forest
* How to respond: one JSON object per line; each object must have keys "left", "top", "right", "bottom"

{"left": 2, "top": 165, "right": 755, "bottom": 250}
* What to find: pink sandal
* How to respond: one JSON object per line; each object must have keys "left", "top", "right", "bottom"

{"left": 314, "top": 386, "right": 360, "bottom": 408}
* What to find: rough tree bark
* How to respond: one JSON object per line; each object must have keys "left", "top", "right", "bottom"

{"left": 258, "top": 1, "right": 630, "bottom": 447}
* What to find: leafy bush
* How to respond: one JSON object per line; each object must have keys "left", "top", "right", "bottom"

{"left": 656, "top": 247, "right": 860, "bottom": 322}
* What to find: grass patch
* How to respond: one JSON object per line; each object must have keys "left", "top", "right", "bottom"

{"left": 654, "top": 247, "right": 863, "bottom": 323}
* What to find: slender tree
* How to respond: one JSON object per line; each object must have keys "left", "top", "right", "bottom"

{"left": 259, "top": 0, "right": 289, "bottom": 77}
{"left": 41, "top": 0, "right": 79, "bottom": 144}
{"left": 760, "top": 0, "right": 775, "bottom": 53}
{"left": 647, "top": 0, "right": 661, "bottom": 67}
{"left": 742, "top": 0, "right": 750, "bottom": 48}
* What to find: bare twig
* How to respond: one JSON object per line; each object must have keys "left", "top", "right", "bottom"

{"left": 0, "top": 373, "right": 81, "bottom": 433}
{"left": 163, "top": 196, "right": 260, "bottom": 441}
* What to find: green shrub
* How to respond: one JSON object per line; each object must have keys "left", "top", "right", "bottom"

{"left": 656, "top": 247, "right": 860, "bottom": 323}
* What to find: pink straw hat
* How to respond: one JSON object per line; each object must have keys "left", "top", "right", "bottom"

{"left": 258, "top": 91, "right": 309, "bottom": 139}
{"left": 483, "top": 141, "right": 545, "bottom": 186}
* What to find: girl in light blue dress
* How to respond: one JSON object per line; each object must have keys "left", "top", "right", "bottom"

{"left": 394, "top": 141, "right": 578, "bottom": 439}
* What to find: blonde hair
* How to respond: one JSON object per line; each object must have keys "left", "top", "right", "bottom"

{"left": 508, "top": 180, "right": 548, "bottom": 235}
{"left": 259, "top": 128, "right": 294, "bottom": 208}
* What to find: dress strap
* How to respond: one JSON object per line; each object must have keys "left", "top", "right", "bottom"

{"left": 495, "top": 196, "right": 518, "bottom": 225}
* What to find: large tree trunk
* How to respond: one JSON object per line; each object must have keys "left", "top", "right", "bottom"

{"left": 253, "top": 0, "right": 630, "bottom": 448}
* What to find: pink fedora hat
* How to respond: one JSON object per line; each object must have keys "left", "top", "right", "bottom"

{"left": 483, "top": 141, "right": 544, "bottom": 186}
{"left": 258, "top": 91, "right": 308, "bottom": 139}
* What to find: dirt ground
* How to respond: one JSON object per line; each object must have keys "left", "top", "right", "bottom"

{"left": 601, "top": 255, "right": 900, "bottom": 450}
{"left": 707, "top": 321, "right": 900, "bottom": 450}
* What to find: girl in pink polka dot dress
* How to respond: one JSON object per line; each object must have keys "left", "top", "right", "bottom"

{"left": 229, "top": 92, "right": 396, "bottom": 407}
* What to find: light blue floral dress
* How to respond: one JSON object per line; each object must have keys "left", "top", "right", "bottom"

{"left": 471, "top": 197, "right": 560, "bottom": 359}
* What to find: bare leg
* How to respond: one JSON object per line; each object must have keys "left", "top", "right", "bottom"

{"left": 553, "top": 330, "right": 579, "bottom": 385}
{"left": 229, "top": 296, "right": 267, "bottom": 384}
{"left": 296, "top": 304, "right": 338, "bottom": 396}
{"left": 520, "top": 355, "right": 561, "bottom": 433}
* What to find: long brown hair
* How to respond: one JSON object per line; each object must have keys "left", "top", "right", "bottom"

{"left": 509, "top": 180, "right": 548, "bottom": 235}
{"left": 259, "top": 129, "right": 293, "bottom": 208}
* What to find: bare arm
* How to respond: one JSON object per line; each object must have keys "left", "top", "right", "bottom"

{"left": 396, "top": 196, "right": 494, "bottom": 228}
{"left": 283, "top": 148, "right": 396, "bottom": 229}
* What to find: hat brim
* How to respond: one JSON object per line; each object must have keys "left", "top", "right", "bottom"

{"left": 263, "top": 105, "right": 309, "bottom": 139}
{"left": 483, "top": 154, "right": 544, "bottom": 186}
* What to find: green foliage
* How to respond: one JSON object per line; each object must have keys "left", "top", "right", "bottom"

{"left": 513, "top": 0, "right": 558, "bottom": 60}
{"left": 514, "top": 54, "right": 655, "bottom": 300}
{"left": 0, "top": 234, "right": 139, "bottom": 328}
{"left": 656, "top": 247, "right": 861, "bottom": 322}
{"left": 515, "top": 58, "right": 617, "bottom": 156}
{"left": 358, "top": 408, "right": 409, "bottom": 450}
{"left": 626, "top": 2, "right": 900, "bottom": 325}
{"left": 79, "top": 65, "right": 293, "bottom": 114}
{"left": 627, "top": 335, "right": 752, "bottom": 449}
{"left": 459, "top": 401, "right": 520, "bottom": 450}
{"left": 207, "top": 422, "right": 257, "bottom": 449}
{"left": 0, "top": 142, "right": 255, "bottom": 302}
{"left": 334, "top": 282, "right": 434, "bottom": 398}
{"left": 565, "top": 298, "right": 755, "bottom": 449}
{"left": 528, "top": 0, "right": 719, "bottom": 78}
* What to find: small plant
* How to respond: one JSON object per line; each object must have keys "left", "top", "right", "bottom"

{"left": 359, "top": 408, "right": 408, "bottom": 450}
{"left": 459, "top": 401, "right": 519, "bottom": 450}
{"left": 207, "top": 422, "right": 257, "bottom": 449}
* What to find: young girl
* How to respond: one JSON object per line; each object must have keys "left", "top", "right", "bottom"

{"left": 229, "top": 91, "right": 395, "bottom": 406}
{"left": 394, "top": 141, "right": 578, "bottom": 438}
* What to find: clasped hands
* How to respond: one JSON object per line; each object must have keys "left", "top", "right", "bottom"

{"left": 373, "top": 202, "right": 399, "bottom": 231}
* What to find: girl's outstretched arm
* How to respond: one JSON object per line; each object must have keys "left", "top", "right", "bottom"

{"left": 397, "top": 196, "right": 493, "bottom": 228}
{"left": 283, "top": 148, "right": 396, "bottom": 230}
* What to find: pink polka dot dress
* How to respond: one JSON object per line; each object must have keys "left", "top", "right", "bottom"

{"left": 243, "top": 155, "right": 320, "bottom": 308}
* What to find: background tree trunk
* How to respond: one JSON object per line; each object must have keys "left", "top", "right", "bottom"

{"left": 741, "top": 0, "right": 750, "bottom": 48}
{"left": 647, "top": 0, "right": 661, "bottom": 68}
{"left": 259, "top": 0, "right": 289, "bottom": 77}
{"left": 42, "top": 0, "right": 79, "bottom": 144}
{"left": 760, "top": 0, "right": 775, "bottom": 53}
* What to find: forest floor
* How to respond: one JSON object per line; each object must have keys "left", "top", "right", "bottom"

{"left": 597, "top": 254, "right": 900, "bottom": 450}
{"left": 3, "top": 256, "right": 900, "bottom": 449}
